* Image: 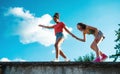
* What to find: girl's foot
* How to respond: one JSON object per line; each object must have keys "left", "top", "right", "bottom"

{"left": 101, "top": 54, "right": 108, "bottom": 61}
{"left": 93, "top": 57, "right": 101, "bottom": 62}
{"left": 52, "top": 58, "right": 59, "bottom": 62}
{"left": 64, "top": 58, "right": 70, "bottom": 62}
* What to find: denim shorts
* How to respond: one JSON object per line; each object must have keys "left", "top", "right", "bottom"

{"left": 56, "top": 32, "right": 64, "bottom": 41}
{"left": 96, "top": 31, "right": 104, "bottom": 39}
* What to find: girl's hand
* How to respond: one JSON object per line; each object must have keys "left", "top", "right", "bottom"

{"left": 76, "top": 38, "right": 85, "bottom": 42}
{"left": 38, "top": 24, "right": 44, "bottom": 27}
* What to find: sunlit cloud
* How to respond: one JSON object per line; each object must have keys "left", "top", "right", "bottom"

{"left": 0, "top": 57, "right": 26, "bottom": 62}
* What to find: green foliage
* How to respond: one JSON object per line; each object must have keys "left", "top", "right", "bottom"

{"left": 74, "top": 53, "right": 95, "bottom": 62}
{"left": 110, "top": 24, "right": 120, "bottom": 62}
{"left": 114, "top": 24, "right": 120, "bottom": 50}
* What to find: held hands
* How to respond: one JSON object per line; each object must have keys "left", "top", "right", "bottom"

{"left": 38, "top": 24, "right": 44, "bottom": 27}
{"left": 77, "top": 38, "right": 85, "bottom": 42}
{"left": 72, "top": 35, "right": 85, "bottom": 42}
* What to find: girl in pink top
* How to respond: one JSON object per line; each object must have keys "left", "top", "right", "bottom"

{"left": 39, "top": 13, "right": 78, "bottom": 62}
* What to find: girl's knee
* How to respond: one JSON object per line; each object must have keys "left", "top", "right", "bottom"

{"left": 55, "top": 43, "right": 60, "bottom": 48}
{"left": 54, "top": 43, "right": 58, "bottom": 47}
{"left": 90, "top": 44, "right": 94, "bottom": 49}
{"left": 90, "top": 42, "right": 96, "bottom": 49}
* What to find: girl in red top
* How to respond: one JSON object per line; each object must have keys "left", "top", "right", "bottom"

{"left": 39, "top": 13, "right": 78, "bottom": 62}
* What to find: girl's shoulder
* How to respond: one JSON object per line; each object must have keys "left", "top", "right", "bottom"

{"left": 83, "top": 26, "right": 91, "bottom": 34}
{"left": 59, "top": 22, "right": 65, "bottom": 26}
{"left": 60, "top": 22, "right": 65, "bottom": 24}
{"left": 85, "top": 25, "right": 90, "bottom": 30}
{"left": 87, "top": 25, "right": 96, "bottom": 29}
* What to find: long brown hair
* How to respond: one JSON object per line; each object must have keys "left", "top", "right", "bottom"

{"left": 77, "top": 23, "right": 86, "bottom": 30}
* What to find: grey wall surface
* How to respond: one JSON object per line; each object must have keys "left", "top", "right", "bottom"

{"left": 0, "top": 62, "right": 120, "bottom": 74}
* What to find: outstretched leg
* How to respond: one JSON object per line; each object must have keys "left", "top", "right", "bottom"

{"left": 54, "top": 38, "right": 68, "bottom": 61}
{"left": 60, "top": 50, "right": 67, "bottom": 58}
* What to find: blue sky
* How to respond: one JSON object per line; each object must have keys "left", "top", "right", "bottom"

{"left": 0, "top": 0, "right": 120, "bottom": 62}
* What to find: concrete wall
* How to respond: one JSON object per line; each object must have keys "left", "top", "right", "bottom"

{"left": 0, "top": 62, "right": 120, "bottom": 74}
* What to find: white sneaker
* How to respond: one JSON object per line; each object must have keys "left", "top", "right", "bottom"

{"left": 52, "top": 58, "right": 59, "bottom": 62}
{"left": 64, "top": 58, "right": 70, "bottom": 62}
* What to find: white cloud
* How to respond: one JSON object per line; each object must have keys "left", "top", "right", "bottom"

{"left": 7, "top": 7, "right": 34, "bottom": 19}
{"left": 0, "top": 57, "right": 26, "bottom": 62}
{"left": 6, "top": 7, "right": 72, "bottom": 46}
{"left": 0, "top": 58, "right": 10, "bottom": 62}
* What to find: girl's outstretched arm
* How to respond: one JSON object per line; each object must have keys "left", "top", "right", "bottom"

{"left": 73, "top": 33, "right": 86, "bottom": 42}
{"left": 77, "top": 33, "right": 86, "bottom": 42}
{"left": 38, "top": 24, "right": 54, "bottom": 29}
{"left": 64, "top": 26, "right": 84, "bottom": 42}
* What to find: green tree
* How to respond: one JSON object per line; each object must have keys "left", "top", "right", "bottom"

{"left": 75, "top": 53, "right": 95, "bottom": 62}
{"left": 110, "top": 24, "right": 120, "bottom": 62}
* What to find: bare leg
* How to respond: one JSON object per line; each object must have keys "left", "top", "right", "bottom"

{"left": 91, "top": 41, "right": 100, "bottom": 57}
{"left": 60, "top": 50, "right": 67, "bottom": 58}
{"left": 97, "top": 37, "right": 104, "bottom": 56}
{"left": 54, "top": 38, "right": 67, "bottom": 59}
{"left": 58, "top": 38, "right": 67, "bottom": 59}
{"left": 54, "top": 39, "right": 60, "bottom": 59}
{"left": 91, "top": 36, "right": 104, "bottom": 58}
